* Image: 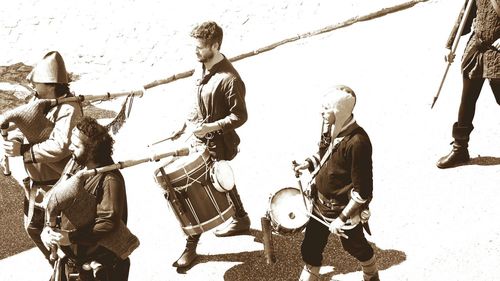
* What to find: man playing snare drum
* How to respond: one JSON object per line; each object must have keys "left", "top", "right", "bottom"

{"left": 171, "top": 21, "right": 251, "bottom": 269}
{"left": 293, "top": 85, "right": 379, "bottom": 281}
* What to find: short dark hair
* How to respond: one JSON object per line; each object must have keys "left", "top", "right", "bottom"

{"left": 54, "top": 83, "right": 71, "bottom": 98}
{"left": 76, "top": 116, "right": 114, "bottom": 164}
{"left": 190, "top": 21, "right": 223, "bottom": 50}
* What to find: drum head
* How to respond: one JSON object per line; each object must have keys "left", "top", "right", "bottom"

{"left": 268, "top": 187, "right": 311, "bottom": 232}
{"left": 162, "top": 150, "right": 205, "bottom": 174}
{"left": 211, "top": 161, "right": 235, "bottom": 192}
{"left": 154, "top": 147, "right": 211, "bottom": 185}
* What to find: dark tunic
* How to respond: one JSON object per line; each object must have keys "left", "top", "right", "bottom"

{"left": 462, "top": 0, "right": 500, "bottom": 79}
{"left": 59, "top": 159, "right": 128, "bottom": 248}
{"left": 301, "top": 124, "right": 375, "bottom": 266}
{"left": 192, "top": 55, "right": 247, "bottom": 160}
{"left": 313, "top": 125, "right": 373, "bottom": 205}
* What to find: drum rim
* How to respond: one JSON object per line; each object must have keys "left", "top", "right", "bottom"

{"left": 154, "top": 148, "right": 212, "bottom": 185}
{"left": 267, "top": 186, "right": 312, "bottom": 235}
{"left": 210, "top": 160, "right": 235, "bottom": 192}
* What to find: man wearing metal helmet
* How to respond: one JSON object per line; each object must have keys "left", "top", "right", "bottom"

{"left": 293, "top": 85, "right": 379, "bottom": 281}
{"left": 1, "top": 51, "right": 83, "bottom": 264}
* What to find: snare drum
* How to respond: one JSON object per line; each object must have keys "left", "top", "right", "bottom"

{"left": 154, "top": 147, "right": 235, "bottom": 236}
{"left": 267, "top": 187, "right": 312, "bottom": 235}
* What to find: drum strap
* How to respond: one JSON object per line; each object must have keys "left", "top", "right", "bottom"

{"left": 25, "top": 183, "right": 37, "bottom": 229}
{"left": 159, "top": 167, "right": 188, "bottom": 217}
{"left": 310, "top": 136, "right": 344, "bottom": 181}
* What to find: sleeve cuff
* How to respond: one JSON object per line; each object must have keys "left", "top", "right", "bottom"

{"left": 22, "top": 146, "right": 36, "bottom": 164}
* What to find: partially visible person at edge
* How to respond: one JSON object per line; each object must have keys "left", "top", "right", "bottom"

{"left": 171, "top": 21, "right": 251, "bottom": 269}
{"left": 436, "top": 0, "right": 500, "bottom": 168}
{"left": 41, "top": 116, "right": 135, "bottom": 281}
{"left": 1, "top": 51, "right": 83, "bottom": 264}
{"left": 293, "top": 86, "right": 379, "bottom": 281}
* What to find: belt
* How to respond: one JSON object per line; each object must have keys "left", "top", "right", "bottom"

{"left": 316, "top": 192, "right": 344, "bottom": 209}
{"left": 32, "top": 178, "right": 58, "bottom": 186}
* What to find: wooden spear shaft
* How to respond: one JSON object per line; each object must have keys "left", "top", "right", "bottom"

{"left": 431, "top": 0, "right": 475, "bottom": 109}
{"left": 143, "top": 0, "right": 428, "bottom": 90}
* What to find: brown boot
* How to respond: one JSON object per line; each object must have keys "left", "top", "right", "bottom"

{"left": 214, "top": 215, "right": 251, "bottom": 237}
{"left": 437, "top": 123, "right": 472, "bottom": 169}
{"left": 436, "top": 145, "right": 470, "bottom": 169}
{"left": 172, "top": 236, "right": 199, "bottom": 268}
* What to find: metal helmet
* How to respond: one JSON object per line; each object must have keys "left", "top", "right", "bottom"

{"left": 27, "top": 51, "right": 69, "bottom": 84}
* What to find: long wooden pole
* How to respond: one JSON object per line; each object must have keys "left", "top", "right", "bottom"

{"left": 143, "top": 0, "right": 428, "bottom": 90}
{"left": 431, "top": 0, "right": 474, "bottom": 109}
{"left": 80, "top": 146, "right": 189, "bottom": 178}
{"left": 49, "top": 90, "right": 144, "bottom": 106}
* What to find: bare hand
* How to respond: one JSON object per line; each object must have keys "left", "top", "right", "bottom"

{"left": 40, "top": 227, "right": 53, "bottom": 250}
{"left": 329, "top": 217, "right": 348, "bottom": 239}
{"left": 2, "top": 140, "right": 21, "bottom": 157}
{"left": 194, "top": 122, "right": 220, "bottom": 138}
{"left": 193, "top": 124, "right": 209, "bottom": 138}
{"left": 48, "top": 228, "right": 71, "bottom": 246}
{"left": 293, "top": 161, "right": 309, "bottom": 172}
{"left": 445, "top": 49, "right": 456, "bottom": 63}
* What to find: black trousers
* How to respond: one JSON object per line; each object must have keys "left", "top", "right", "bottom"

{"left": 457, "top": 76, "right": 500, "bottom": 129}
{"left": 78, "top": 258, "right": 130, "bottom": 281}
{"left": 301, "top": 216, "right": 374, "bottom": 267}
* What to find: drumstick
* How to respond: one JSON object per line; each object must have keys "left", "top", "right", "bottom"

{"left": 298, "top": 207, "right": 348, "bottom": 239}
{"left": 292, "top": 161, "right": 348, "bottom": 239}
{"left": 147, "top": 122, "right": 187, "bottom": 147}
{"left": 184, "top": 115, "right": 211, "bottom": 142}
{"left": 147, "top": 115, "right": 210, "bottom": 147}
{"left": 292, "top": 160, "right": 310, "bottom": 211}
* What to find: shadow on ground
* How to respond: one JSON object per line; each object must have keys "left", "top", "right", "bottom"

{"left": 0, "top": 175, "right": 33, "bottom": 260}
{"left": 177, "top": 228, "right": 406, "bottom": 281}
{"left": 468, "top": 156, "right": 500, "bottom": 166}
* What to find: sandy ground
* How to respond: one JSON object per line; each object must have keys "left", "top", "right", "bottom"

{"left": 1, "top": 0, "right": 500, "bottom": 280}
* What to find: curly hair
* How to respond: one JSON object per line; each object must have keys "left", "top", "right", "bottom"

{"left": 190, "top": 21, "right": 223, "bottom": 50}
{"left": 76, "top": 116, "right": 115, "bottom": 165}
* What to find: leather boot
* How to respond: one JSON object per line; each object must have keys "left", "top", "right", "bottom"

{"left": 215, "top": 187, "right": 251, "bottom": 237}
{"left": 172, "top": 235, "right": 199, "bottom": 268}
{"left": 298, "top": 264, "right": 320, "bottom": 281}
{"left": 436, "top": 144, "right": 470, "bottom": 169}
{"left": 214, "top": 214, "right": 251, "bottom": 237}
{"left": 436, "top": 122, "right": 472, "bottom": 169}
